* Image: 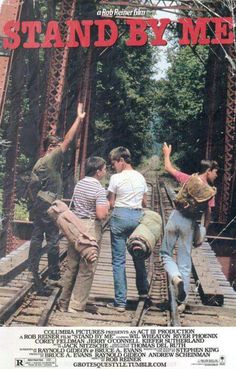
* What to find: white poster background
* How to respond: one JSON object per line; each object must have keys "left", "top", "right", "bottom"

{"left": 0, "top": 326, "right": 235, "bottom": 369}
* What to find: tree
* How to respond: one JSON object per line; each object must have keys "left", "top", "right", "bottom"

{"left": 154, "top": 45, "right": 209, "bottom": 172}
{"left": 91, "top": 36, "right": 158, "bottom": 165}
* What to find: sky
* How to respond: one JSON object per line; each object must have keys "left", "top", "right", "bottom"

{"left": 153, "top": 8, "right": 177, "bottom": 80}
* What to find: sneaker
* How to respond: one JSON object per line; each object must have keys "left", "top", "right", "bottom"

{"left": 172, "top": 276, "right": 186, "bottom": 303}
{"left": 139, "top": 293, "right": 148, "bottom": 299}
{"left": 47, "top": 278, "right": 62, "bottom": 288}
{"left": 30, "top": 270, "right": 45, "bottom": 289}
{"left": 33, "top": 276, "right": 46, "bottom": 292}
{"left": 178, "top": 303, "right": 186, "bottom": 314}
{"left": 67, "top": 307, "right": 77, "bottom": 313}
{"left": 37, "top": 285, "right": 52, "bottom": 297}
{"left": 57, "top": 301, "right": 68, "bottom": 312}
{"left": 106, "top": 303, "right": 126, "bottom": 313}
{"left": 85, "top": 304, "right": 99, "bottom": 314}
{"left": 69, "top": 304, "right": 99, "bottom": 314}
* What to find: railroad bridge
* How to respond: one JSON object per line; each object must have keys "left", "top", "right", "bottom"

{"left": 0, "top": 1, "right": 235, "bottom": 327}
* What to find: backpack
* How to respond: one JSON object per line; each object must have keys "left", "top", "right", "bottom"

{"left": 174, "top": 174, "right": 216, "bottom": 218}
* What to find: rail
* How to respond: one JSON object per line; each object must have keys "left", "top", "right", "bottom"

{"left": 1, "top": 177, "right": 236, "bottom": 327}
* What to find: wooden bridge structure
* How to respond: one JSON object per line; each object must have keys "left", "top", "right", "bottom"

{"left": 0, "top": 0, "right": 235, "bottom": 256}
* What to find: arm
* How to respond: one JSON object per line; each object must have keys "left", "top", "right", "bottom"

{"left": 162, "top": 142, "right": 178, "bottom": 177}
{"left": 60, "top": 103, "right": 86, "bottom": 153}
{"left": 142, "top": 193, "right": 147, "bottom": 208}
{"left": 96, "top": 204, "right": 109, "bottom": 220}
{"left": 107, "top": 191, "right": 116, "bottom": 209}
{"left": 204, "top": 206, "right": 211, "bottom": 229}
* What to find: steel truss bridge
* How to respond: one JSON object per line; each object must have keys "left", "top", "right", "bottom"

{"left": 0, "top": 0, "right": 235, "bottom": 255}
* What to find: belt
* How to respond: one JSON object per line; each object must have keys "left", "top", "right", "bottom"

{"left": 79, "top": 216, "right": 96, "bottom": 220}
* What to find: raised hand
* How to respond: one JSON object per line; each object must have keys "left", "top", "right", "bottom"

{"left": 77, "top": 102, "right": 86, "bottom": 120}
{"left": 162, "top": 142, "right": 172, "bottom": 156}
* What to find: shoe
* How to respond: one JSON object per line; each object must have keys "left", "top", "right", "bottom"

{"left": 85, "top": 304, "right": 99, "bottom": 314}
{"left": 47, "top": 278, "right": 62, "bottom": 288}
{"left": 139, "top": 293, "right": 148, "bottom": 299}
{"left": 30, "top": 269, "right": 44, "bottom": 288}
{"left": 178, "top": 303, "right": 186, "bottom": 314}
{"left": 69, "top": 304, "right": 99, "bottom": 314}
{"left": 172, "top": 276, "right": 186, "bottom": 303}
{"left": 57, "top": 301, "right": 68, "bottom": 312}
{"left": 37, "top": 285, "right": 52, "bottom": 297}
{"left": 34, "top": 277, "right": 46, "bottom": 292}
{"left": 106, "top": 303, "right": 125, "bottom": 313}
{"left": 68, "top": 307, "right": 77, "bottom": 313}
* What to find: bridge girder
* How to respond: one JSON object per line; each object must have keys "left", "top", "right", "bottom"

{"left": 98, "top": 1, "right": 222, "bottom": 14}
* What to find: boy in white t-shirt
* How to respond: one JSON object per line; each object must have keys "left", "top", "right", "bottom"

{"left": 107, "top": 147, "right": 149, "bottom": 312}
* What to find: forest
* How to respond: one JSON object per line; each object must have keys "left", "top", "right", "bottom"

{"left": 0, "top": 0, "right": 234, "bottom": 232}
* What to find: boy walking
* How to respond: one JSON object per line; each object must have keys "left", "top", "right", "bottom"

{"left": 58, "top": 156, "right": 109, "bottom": 312}
{"left": 107, "top": 147, "right": 149, "bottom": 312}
{"left": 161, "top": 143, "right": 218, "bottom": 312}
{"left": 28, "top": 104, "right": 85, "bottom": 290}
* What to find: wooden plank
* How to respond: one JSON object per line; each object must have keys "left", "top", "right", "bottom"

{"left": 51, "top": 318, "right": 130, "bottom": 327}
{"left": 38, "top": 287, "right": 61, "bottom": 326}
{"left": 14, "top": 315, "right": 39, "bottom": 324}
{"left": 51, "top": 311, "right": 132, "bottom": 323}
{"left": 0, "top": 287, "right": 19, "bottom": 296}
{"left": 192, "top": 245, "right": 224, "bottom": 305}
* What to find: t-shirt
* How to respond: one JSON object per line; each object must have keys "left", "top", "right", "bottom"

{"left": 73, "top": 177, "right": 107, "bottom": 218}
{"left": 32, "top": 147, "right": 63, "bottom": 197}
{"left": 173, "top": 170, "right": 215, "bottom": 208}
{"left": 108, "top": 170, "right": 148, "bottom": 209}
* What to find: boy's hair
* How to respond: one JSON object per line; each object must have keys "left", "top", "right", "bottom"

{"left": 85, "top": 156, "right": 106, "bottom": 177}
{"left": 43, "top": 135, "right": 63, "bottom": 152}
{"left": 199, "top": 160, "right": 219, "bottom": 174}
{"left": 109, "top": 146, "right": 131, "bottom": 164}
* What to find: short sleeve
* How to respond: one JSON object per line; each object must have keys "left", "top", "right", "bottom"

{"left": 108, "top": 175, "right": 117, "bottom": 194}
{"left": 96, "top": 187, "right": 108, "bottom": 205}
{"left": 173, "top": 170, "right": 191, "bottom": 184}
{"left": 143, "top": 178, "right": 148, "bottom": 193}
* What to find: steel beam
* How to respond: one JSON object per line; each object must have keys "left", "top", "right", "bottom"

{"left": 39, "top": 0, "right": 77, "bottom": 156}
{"left": 0, "top": 0, "right": 23, "bottom": 125}
{"left": 219, "top": 44, "right": 236, "bottom": 222}
{"left": 98, "top": 0, "right": 216, "bottom": 12}
{"left": 74, "top": 48, "right": 94, "bottom": 180}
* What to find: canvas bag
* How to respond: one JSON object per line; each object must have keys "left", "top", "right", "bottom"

{"left": 174, "top": 173, "right": 216, "bottom": 218}
{"left": 48, "top": 200, "right": 99, "bottom": 263}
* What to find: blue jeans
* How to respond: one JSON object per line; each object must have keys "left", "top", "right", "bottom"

{"left": 110, "top": 207, "right": 149, "bottom": 307}
{"left": 160, "top": 210, "right": 194, "bottom": 299}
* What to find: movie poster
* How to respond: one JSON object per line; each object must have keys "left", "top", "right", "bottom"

{"left": 0, "top": 1, "right": 236, "bottom": 368}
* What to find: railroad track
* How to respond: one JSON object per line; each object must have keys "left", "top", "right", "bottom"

{"left": 1, "top": 177, "right": 236, "bottom": 327}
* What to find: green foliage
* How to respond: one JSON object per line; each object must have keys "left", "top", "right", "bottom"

{"left": 92, "top": 36, "right": 159, "bottom": 165}
{"left": 0, "top": 189, "right": 2, "bottom": 219}
{"left": 153, "top": 46, "right": 209, "bottom": 171}
{"left": 0, "top": 132, "right": 11, "bottom": 187}
{"left": 0, "top": 189, "right": 29, "bottom": 221}
{"left": 15, "top": 199, "right": 29, "bottom": 221}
